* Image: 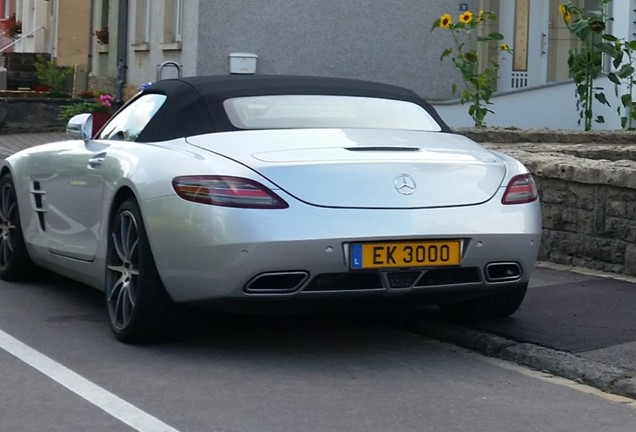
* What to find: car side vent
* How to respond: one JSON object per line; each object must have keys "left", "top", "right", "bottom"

{"left": 30, "top": 181, "right": 47, "bottom": 231}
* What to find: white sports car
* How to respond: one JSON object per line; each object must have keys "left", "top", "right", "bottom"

{"left": 0, "top": 75, "right": 541, "bottom": 343}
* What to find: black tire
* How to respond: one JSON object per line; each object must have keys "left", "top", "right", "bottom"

{"left": 106, "top": 198, "right": 181, "bottom": 343}
{"left": 438, "top": 282, "right": 528, "bottom": 321}
{"left": 0, "top": 173, "right": 35, "bottom": 281}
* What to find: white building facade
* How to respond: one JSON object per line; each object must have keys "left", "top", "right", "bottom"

{"left": 91, "top": 0, "right": 636, "bottom": 130}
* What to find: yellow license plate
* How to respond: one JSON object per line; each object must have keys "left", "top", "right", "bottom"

{"left": 350, "top": 240, "right": 461, "bottom": 269}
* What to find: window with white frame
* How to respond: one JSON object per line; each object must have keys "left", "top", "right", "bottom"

{"left": 3, "top": 0, "right": 10, "bottom": 19}
{"left": 134, "top": 0, "right": 151, "bottom": 45}
{"left": 95, "top": 0, "right": 109, "bottom": 46}
{"left": 15, "top": 0, "right": 22, "bottom": 20}
{"left": 163, "top": 0, "right": 182, "bottom": 44}
{"left": 100, "top": 0, "right": 109, "bottom": 30}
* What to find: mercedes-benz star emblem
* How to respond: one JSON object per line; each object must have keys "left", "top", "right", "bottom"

{"left": 394, "top": 174, "right": 416, "bottom": 195}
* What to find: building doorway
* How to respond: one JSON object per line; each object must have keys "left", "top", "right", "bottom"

{"left": 484, "top": 0, "right": 580, "bottom": 91}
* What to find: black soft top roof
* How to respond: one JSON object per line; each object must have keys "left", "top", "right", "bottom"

{"left": 136, "top": 75, "right": 451, "bottom": 142}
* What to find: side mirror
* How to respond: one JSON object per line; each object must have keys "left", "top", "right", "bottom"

{"left": 66, "top": 113, "right": 93, "bottom": 141}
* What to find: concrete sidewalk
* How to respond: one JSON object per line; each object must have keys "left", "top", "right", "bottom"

{"left": 0, "top": 132, "right": 67, "bottom": 159}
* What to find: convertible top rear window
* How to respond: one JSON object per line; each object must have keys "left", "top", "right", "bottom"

{"left": 129, "top": 75, "right": 452, "bottom": 142}
{"left": 223, "top": 95, "right": 442, "bottom": 131}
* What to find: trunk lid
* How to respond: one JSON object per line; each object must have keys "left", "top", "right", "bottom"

{"left": 186, "top": 129, "right": 506, "bottom": 208}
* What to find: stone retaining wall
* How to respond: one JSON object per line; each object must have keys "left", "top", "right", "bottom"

{"left": 470, "top": 129, "right": 636, "bottom": 276}
{"left": 0, "top": 97, "right": 66, "bottom": 133}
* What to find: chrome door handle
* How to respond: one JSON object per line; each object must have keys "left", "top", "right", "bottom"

{"left": 88, "top": 153, "right": 106, "bottom": 169}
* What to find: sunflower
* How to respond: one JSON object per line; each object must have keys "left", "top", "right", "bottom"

{"left": 439, "top": 13, "right": 452, "bottom": 29}
{"left": 589, "top": 18, "right": 605, "bottom": 32}
{"left": 559, "top": 4, "right": 571, "bottom": 24}
{"left": 460, "top": 11, "right": 474, "bottom": 25}
{"left": 476, "top": 10, "right": 485, "bottom": 23}
{"left": 563, "top": 11, "right": 571, "bottom": 23}
{"left": 500, "top": 43, "right": 510, "bottom": 51}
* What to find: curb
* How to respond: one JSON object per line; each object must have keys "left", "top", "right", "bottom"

{"left": 409, "top": 318, "right": 636, "bottom": 400}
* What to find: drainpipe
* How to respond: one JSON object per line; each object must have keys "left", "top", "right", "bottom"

{"left": 115, "top": 0, "right": 128, "bottom": 106}
{"left": 86, "top": 0, "right": 94, "bottom": 89}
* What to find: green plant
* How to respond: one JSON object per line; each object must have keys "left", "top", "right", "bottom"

{"left": 7, "top": 14, "right": 21, "bottom": 38}
{"left": 598, "top": 36, "right": 636, "bottom": 129}
{"left": 58, "top": 94, "right": 114, "bottom": 121}
{"left": 560, "top": 1, "right": 613, "bottom": 130}
{"left": 34, "top": 55, "right": 72, "bottom": 95}
{"left": 431, "top": 10, "right": 509, "bottom": 127}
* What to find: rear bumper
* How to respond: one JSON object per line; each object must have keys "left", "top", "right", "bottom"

{"left": 142, "top": 195, "right": 541, "bottom": 303}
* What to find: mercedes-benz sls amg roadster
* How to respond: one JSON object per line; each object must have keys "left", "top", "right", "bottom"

{"left": 0, "top": 75, "right": 541, "bottom": 342}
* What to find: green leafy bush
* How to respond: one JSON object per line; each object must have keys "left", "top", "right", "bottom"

{"left": 34, "top": 55, "right": 72, "bottom": 96}
{"left": 58, "top": 95, "right": 114, "bottom": 122}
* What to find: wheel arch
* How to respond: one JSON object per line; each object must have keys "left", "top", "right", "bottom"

{"left": 106, "top": 186, "right": 169, "bottom": 294}
{"left": 0, "top": 166, "right": 37, "bottom": 280}
{"left": 0, "top": 165, "right": 13, "bottom": 179}
{"left": 105, "top": 189, "right": 181, "bottom": 342}
{"left": 108, "top": 186, "right": 138, "bottom": 228}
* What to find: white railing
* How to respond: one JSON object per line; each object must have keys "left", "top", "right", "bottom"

{"left": 0, "top": 26, "right": 46, "bottom": 54}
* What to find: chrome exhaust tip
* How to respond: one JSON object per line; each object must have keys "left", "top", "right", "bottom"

{"left": 244, "top": 271, "right": 309, "bottom": 294}
{"left": 485, "top": 262, "right": 522, "bottom": 282}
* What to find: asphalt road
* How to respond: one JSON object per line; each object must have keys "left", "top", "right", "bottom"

{"left": 2, "top": 133, "right": 636, "bottom": 428}
{"left": 408, "top": 264, "right": 636, "bottom": 400}
{"left": 1, "top": 272, "right": 636, "bottom": 432}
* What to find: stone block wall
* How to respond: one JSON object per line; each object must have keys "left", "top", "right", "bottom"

{"left": 480, "top": 134, "right": 636, "bottom": 276}
{"left": 0, "top": 97, "right": 67, "bottom": 132}
{"left": 539, "top": 179, "right": 635, "bottom": 274}
{"left": 1, "top": 53, "right": 50, "bottom": 90}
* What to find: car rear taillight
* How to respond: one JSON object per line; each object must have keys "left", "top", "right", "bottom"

{"left": 172, "top": 176, "right": 289, "bottom": 209}
{"left": 501, "top": 174, "right": 538, "bottom": 205}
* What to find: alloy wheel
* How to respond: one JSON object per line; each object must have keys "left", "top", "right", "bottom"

{"left": 0, "top": 182, "right": 17, "bottom": 271}
{"left": 106, "top": 209, "right": 141, "bottom": 331}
